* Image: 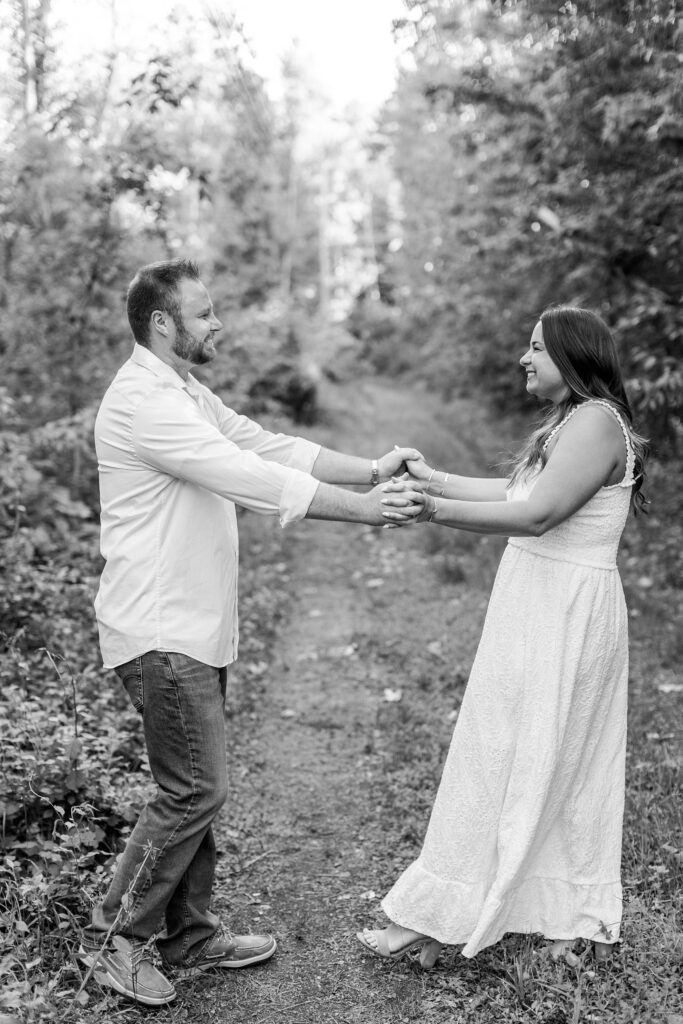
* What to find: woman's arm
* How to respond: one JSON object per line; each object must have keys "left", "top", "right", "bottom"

{"left": 385, "top": 406, "right": 624, "bottom": 536}
{"left": 404, "top": 453, "right": 508, "bottom": 502}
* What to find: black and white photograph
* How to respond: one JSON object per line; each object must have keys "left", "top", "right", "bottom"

{"left": 1, "top": 2, "right": 681, "bottom": 1022}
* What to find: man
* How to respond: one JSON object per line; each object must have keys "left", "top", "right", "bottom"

{"left": 80, "top": 258, "right": 422, "bottom": 1006}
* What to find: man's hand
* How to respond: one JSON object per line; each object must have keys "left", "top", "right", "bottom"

{"left": 306, "top": 476, "right": 425, "bottom": 526}
{"left": 378, "top": 446, "right": 424, "bottom": 481}
{"left": 362, "top": 475, "right": 425, "bottom": 527}
{"left": 378, "top": 474, "right": 428, "bottom": 528}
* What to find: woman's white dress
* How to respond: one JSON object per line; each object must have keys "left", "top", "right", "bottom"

{"left": 382, "top": 401, "right": 635, "bottom": 957}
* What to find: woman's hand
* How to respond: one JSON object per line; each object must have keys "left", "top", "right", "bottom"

{"left": 377, "top": 446, "right": 424, "bottom": 481}
{"left": 380, "top": 474, "right": 429, "bottom": 528}
{"left": 403, "top": 453, "right": 433, "bottom": 485}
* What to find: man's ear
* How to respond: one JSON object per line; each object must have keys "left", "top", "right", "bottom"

{"left": 151, "top": 310, "right": 169, "bottom": 336}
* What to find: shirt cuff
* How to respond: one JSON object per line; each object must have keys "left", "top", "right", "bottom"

{"left": 279, "top": 469, "right": 319, "bottom": 527}
{"left": 289, "top": 436, "right": 321, "bottom": 473}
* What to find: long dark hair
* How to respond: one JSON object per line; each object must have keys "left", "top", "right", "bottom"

{"left": 508, "top": 306, "right": 648, "bottom": 514}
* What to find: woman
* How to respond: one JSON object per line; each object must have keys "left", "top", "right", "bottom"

{"left": 361, "top": 306, "right": 648, "bottom": 968}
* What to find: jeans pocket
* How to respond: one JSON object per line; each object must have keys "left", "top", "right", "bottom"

{"left": 115, "top": 657, "right": 144, "bottom": 714}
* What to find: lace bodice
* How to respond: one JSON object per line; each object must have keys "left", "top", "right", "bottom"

{"left": 507, "top": 401, "right": 635, "bottom": 570}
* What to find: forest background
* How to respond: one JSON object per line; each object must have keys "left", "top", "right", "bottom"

{"left": 0, "top": 1, "right": 681, "bottom": 1022}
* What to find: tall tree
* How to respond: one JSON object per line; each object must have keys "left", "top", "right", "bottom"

{"left": 367, "top": 0, "right": 682, "bottom": 445}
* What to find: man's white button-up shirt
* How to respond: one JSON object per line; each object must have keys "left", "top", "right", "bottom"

{"left": 94, "top": 344, "right": 321, "bottom": 669}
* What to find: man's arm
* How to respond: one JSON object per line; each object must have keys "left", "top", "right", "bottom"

{"left": 203, "top": 385, "right": 421, "bottom": 484}
{"left": 306, "top": 479, "right": 424, "bottom": 525}
{"left": 132, "top": 390, "right": 424, "bottom": 528}
{"left": 311, "top": 446, "right": 423, "bottom": 485}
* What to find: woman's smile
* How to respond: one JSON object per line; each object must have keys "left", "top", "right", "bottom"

{"left": 520, "top": 323, "right": 568, "bottom": 403}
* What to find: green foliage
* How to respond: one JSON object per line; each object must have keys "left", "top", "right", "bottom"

{"left": 358, "top": 0, "right": 682, "bottom": 448}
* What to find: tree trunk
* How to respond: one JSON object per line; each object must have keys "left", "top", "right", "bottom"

{"left": 20, "top": 0, "right": 38, "bottom": 116}
{"left": 317, "top": 163, "right": 331, "bottom": 320}
{"left": 20, "top": 0, "right": 51, "bottom": 117}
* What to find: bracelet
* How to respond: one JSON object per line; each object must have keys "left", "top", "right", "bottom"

{"left": 427, "top": 498, "right": 439, "bottom": 523}
{"left": 427, "top": 469, "right": 449, "bottom": 496}
{"left": 371, "top": 458, "right": 379, "bottom": 486}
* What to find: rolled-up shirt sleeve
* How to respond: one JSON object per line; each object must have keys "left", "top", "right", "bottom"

{"left": 132, "top": 389, "right": 319, "bottom": 526}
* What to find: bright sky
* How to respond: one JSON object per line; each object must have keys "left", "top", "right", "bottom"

{"left": 231, "top": 0, "right": 407, "bottom": 109}
{"left": 52, "top": 0, "right": 408, "bottom": 113}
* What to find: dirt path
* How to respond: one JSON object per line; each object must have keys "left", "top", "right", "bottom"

{"left": 182, "top": 378, "right": 511, "bottom": 1024}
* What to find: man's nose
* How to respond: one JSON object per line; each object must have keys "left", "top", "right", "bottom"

{"left": 211, "top": 315, "right": 222, "bottom": 330}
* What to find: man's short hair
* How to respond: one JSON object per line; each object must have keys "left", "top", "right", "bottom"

{"left": 126, "top": 258, "right": 200, "bottom": 346}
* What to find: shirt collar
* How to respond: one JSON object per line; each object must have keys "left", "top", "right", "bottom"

{"left": 130, "top": 343, "right": 195, "bottom": 392}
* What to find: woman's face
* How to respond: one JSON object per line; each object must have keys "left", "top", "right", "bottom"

{"left": 520, "top": 322, "right": 569, "bottom": 404}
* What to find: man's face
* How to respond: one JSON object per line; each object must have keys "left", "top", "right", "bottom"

{"left": 170, "top": 278, "right": 223, "bottom": 365}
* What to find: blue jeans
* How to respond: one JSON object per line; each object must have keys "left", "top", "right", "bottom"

{"left": 87, "top": 652, "right": 228, "bottom": 965}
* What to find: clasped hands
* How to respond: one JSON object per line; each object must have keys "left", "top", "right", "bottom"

{"left": 372, "top": 446, "right": 436, "bottom": 529}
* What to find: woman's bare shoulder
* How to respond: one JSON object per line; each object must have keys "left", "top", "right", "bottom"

{"left": 547, "top": 401, "right": 624, "bottom": 462}
{"left": 570, "top": 401, "right": 625, "bottom": 439}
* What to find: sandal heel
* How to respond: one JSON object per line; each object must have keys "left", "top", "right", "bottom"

{"left": 419, "top": 939, "right": 442, "bottom": 969}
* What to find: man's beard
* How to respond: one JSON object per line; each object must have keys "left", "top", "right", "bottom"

{"left": 171, "top": 319, "right": 216, "bottom": 365}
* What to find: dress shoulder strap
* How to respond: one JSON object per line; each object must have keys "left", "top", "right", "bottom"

{"left": 586, "top": 400, "right": 636, "bottom": 487}
{"left": 541, "top": 405, "right": 580, "bottom": 452}
{"left": 542, "top": 399, "right": 635, "bottom": 486}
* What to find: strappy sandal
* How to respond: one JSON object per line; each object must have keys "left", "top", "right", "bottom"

{"left": 548, "top": 939, "right": 614, "bottom": 965}
{"left": 357, "top": 926, "right": 443, "bottom": 968}
{"left": 549, "top": 940, "right": 580, "bottom": 966}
